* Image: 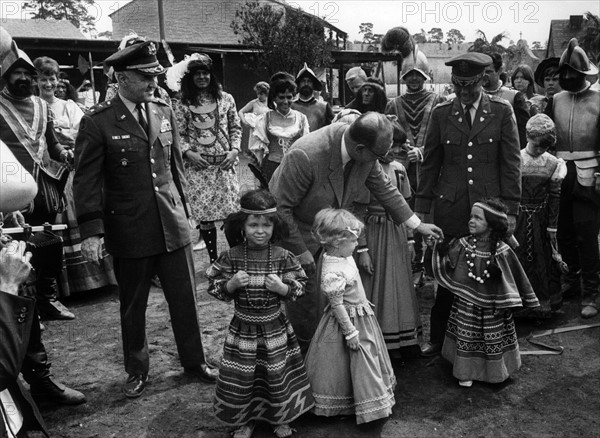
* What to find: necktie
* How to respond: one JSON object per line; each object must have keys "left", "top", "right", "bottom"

{"left": 343, "top": 159, "right": 354, "bottom": 182}
{"left": 464, "top": 104, "right": 473, "bottom": 130}
{"left": 136, "top": 103, "right": 148, "bottom": 134}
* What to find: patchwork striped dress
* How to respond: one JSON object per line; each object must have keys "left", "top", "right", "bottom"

{"left": 206, "top": 244, "right": 314, "bottom": 426}
{"left": 433, "top": 238, "right": 539, "bottom": 383}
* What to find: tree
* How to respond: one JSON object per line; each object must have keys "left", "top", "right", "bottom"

{"left": 428, "top": 27, "right": 444, "bottom": 43}
{"left": 359, "top": 22, "right": 374, "bottom": 44}
{"left": 531, "top": 41, "right": 544, "bottom": 50}
{"left": 446, "top": 28, "right": 465, "bottom": 45}
{"left": 413, "top": 29, "right": 428, "bottom": 44}
{"left": 231, "top": 1, "right": 333, "bottom": 76}
{"left": 468, "top": 30, "right": 508, "bottom": 54}
{"left": 24, "top": 0, "right": 96, "bottom": 33}
{"left": 580, "top": 11, "right": 600, "bottom": 65}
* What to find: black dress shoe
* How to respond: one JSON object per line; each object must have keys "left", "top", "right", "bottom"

{"left": 420, "top": 342, "right": 442, "bottom": 357}
{"left": 184, "top": 363, "right": 218, "bottom": 383}
{"left": 123, "top": 374, "right": 148, "bottom": 398}
{"left": 30, "top": 376, "right": 86, "bottom": 405}
{"left": 38, "top": 299, "right": 75, "bottom": 320}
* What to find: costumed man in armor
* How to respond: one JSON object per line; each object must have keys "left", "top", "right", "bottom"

{"left": 545, "top": 38, "right": 600, "bottom": 319}
{"left": 416, "top": 53, "right": 522, "bottom": 357}
{"left": 0, "top": 26, "right": 86, "bottom": 409}
{"left": 481, "top": 52, "right": 530, "bottom": 148}
{"left": 73, "top": 41, "right": 218, "bottom": 398}
{"left": 0, "top": 36, "right": 75, "bottom": 321}
{"left": 291, "top": 63, "right": 334, "bottom": 132}
{"left": 385, "top": 49, "right": 445, "bottom": 271}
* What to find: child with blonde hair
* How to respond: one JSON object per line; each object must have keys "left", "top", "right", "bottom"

{"left": 304, "top": 208, "right": 395, "bottom": 424}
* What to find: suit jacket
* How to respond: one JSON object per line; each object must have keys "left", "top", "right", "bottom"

{"left": 415, "top": 93, "right": 521, "bottom": 237}
{"left": 0, "top": 292, "right": 47, "bottom": 438}
{"left": 269, "top": 123, "right": 414, "bottom": 256}
{"left": 74, "top": 95, "right": 191, "bottom": 258}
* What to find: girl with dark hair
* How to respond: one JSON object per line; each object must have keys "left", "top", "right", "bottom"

{"left": 169, "top": 53, "right": 242, "bottom": 262}
{"left": 511, "top": 64, "right": 538, "bottom": 99}
{"left": 249, "top": 78, "right": 309, "bottom": 182}
{"left": 345, "top": 77, "right": 388, "bottom": 114}
{"left": 206, "top": 189, "right": 313, "bottom": 438}
{"left": 432, "top": 198, "right": 539, "bottom": 387}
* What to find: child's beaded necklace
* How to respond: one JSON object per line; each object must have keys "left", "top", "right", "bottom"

{"left": 465, "top": 235, "right": 492, "bottom": 284}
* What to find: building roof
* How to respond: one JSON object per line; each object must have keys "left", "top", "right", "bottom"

{"left": 108, "top": 0, "right": 345, "bottom": 45}
{"left": 0, "top": 18, "right": 87, "bottom": 40}
{"left": 546, "top": 15, "right": 587, "bottom": 58}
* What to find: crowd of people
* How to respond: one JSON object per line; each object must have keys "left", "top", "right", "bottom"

{"left": 1, "top": 22, "right": 599, "bottom": 438}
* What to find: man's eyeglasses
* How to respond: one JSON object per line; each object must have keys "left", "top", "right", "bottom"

{"left": 368, "top": 141, "right": 393, "bottom": 161}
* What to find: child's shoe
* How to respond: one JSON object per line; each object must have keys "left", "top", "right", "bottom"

{"left": 232, "top": 422, "right": 255, "bottom": 438}
{"left": 459, "top": 380, "right": 473, "bottom": 387}
{"left": 273, "top": 424, "right": 295, "bottom": 437}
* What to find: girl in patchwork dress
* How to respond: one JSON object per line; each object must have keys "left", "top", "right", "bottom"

{"left": 433, "top": 199, "right": 540, "bottom": 387}
{"left": 305, "top": 208, "right": 396, "bottom": 424}
{"left": 206, "top": 189, "right": 314, "bottom": 438}
{"left": 169, "top": 53, "right": 242, "bottom": 262}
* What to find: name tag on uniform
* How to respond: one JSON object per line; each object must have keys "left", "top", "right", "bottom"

{"left": 111, "top": 135, "right": 131, "bottom": 140}
{"left": 160, "top": 118, "right": 172, "bottom": 133}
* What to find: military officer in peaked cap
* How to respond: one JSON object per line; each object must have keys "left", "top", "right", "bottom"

{"left": 73, "top": 41, "right": 218, "bottom": 398}
{"left": 416, "top": 52, "right": 522, "bottom": 356}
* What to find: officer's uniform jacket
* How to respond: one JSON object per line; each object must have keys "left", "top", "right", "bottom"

{"left": 415, "top": 93, "right": 521, "bottom": 237}
{"left": 73, "top": 95, "right": 191, "bottom": 258}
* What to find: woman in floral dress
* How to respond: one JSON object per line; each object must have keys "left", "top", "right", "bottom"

{"left": 170, "top": 53, "right": 242, "bottom": 262}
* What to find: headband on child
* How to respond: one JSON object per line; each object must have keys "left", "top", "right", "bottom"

{"left": 473, "top": 202, "right": 508, "bottom": 221}
{"left": 240, "top": 207, "right": 277, "bottom": 215}
{"left": 345, "top": 226, "right": 360, "bottom": 238}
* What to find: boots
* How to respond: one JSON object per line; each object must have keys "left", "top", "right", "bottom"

{"left": 200, "top": 227, "right": 218, "bottom": 263}
{"left": 35, "top": 271, "right": 75, "bottom": 320}
{"left": 22, "top": 306, "right": 85, "bottom": 405}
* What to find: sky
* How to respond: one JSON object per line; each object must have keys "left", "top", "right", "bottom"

{"left": 27, "top": 0, "right": 600, "bottom": 45}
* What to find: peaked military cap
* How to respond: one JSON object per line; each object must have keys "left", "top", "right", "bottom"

{"left": 446, "top": 52, "right": 492, "bottom": 86}
{"left": 104, "top": 41, "right": 165, "bottom": 76}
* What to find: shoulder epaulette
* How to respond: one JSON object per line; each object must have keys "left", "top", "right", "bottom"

{"left": 86, "top": 100, "right": 113, "bottom": 115}
{"left": 488, "top": 95, "right": 511, "bottom": 106}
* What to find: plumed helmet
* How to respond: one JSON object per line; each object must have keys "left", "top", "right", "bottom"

{"left": 401, "top": 48, "right": 431, "bottom": 81}
{"left": 559, "top": 38, "right": 598, "bottom": 75}
{"left": 381, "top": 26, "right": 414, "bottom": 58}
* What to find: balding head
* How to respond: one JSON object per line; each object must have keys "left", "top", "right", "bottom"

{"left": 346, "top": 112, "right": 394, "bottom": 162}
{"left": 345, "top": 67, "right": 367, "bottom": 96}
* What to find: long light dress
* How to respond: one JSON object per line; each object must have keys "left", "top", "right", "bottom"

{"left": 305, "top": 253, "right": 396, "bottom": 424}
{"left": 361, "top": 160, "right": 423, "bottom": 350}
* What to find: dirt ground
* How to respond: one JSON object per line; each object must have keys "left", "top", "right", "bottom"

{"left": 32, "top": 162, "right": 600, "bottom": 438}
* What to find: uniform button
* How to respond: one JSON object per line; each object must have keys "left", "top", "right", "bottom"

{"left": 152, "top": 173, "right": 157, "bottom": 178}
{"left": 468, "top": 167, "right": 473, "bottom": 172}
{"left": 111, "top": 210, "right": 115, "bottom": 214}
{"left": 467, "top": 154, "right": 473, "bottom": 160}
{"left": 18, "top": 318, "right": 24, "bottom": 323}
{"left": 154, "top": 186, "right": 159, "bottom": 192}
{"left": 439, "top": 195, "right": 444, "bottom": 198}
{"left": 20, "top": 306, "right": 27, "bottom": 313}
{"left": 468, "top": 141, "right": 473, "bottom": 147}
{"left": 121, "top": 148, "right": 125, "bottom": 152}
{"left": 19, "top": 313, "right": 26, "bottom": 318}
{"left": 489, "top": 138, "right": 493, "bottom": 143}
{"left": 468, "top": 179, "right": 474, "bottom": 185}
{"left": 446, "top": 140, "right": 450, "bottom": 144}
{"left": 150, "top": 158, "right": 155, "bottom": 164}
